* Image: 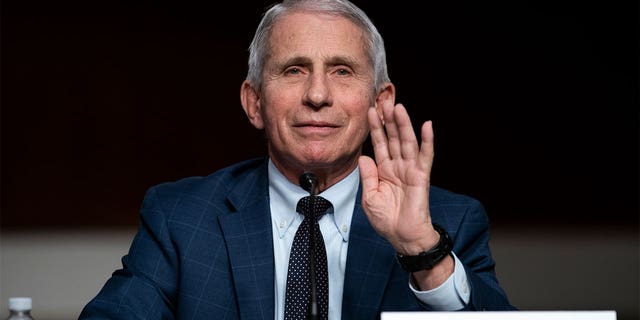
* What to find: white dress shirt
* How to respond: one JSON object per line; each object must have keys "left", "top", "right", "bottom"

{"left": 268, "top": 159, "right": 470, "bottom": 319}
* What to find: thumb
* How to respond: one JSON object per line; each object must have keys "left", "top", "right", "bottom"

{"left": 358, "top": 155, "right": 379, "bottom": 195}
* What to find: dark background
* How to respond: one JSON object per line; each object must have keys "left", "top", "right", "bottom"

{"left": 2, "top": 1, "right": 637, "bottom": 230}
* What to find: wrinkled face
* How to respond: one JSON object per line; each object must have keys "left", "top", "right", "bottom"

{"left": 245, "top": 11, "right": 378, "bottom": 180}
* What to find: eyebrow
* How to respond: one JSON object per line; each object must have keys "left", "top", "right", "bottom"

{"left": 274, "top": 55, "right": 362, "bottom": 70}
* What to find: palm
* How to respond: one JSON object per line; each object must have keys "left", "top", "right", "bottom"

{"left": 359, "top": 101, "right": 435, "bottom": 253}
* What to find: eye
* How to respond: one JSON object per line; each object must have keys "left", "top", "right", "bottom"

{"left": 336, "top": 68, "right": 349, "bottom": 75}
{"left": 285, "top": 67, "right": 302, "bottom": 75}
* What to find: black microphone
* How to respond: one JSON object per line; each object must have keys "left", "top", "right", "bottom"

{"left": 299, "top": 172, "right": 319, "bottom": 320}
{"left": 299, "top": 172, "right": 319, "bottom": 196}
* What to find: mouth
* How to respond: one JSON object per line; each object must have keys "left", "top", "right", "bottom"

{"left": 294, "top": 121, "right": 340, "bottom": 128}
{"left": 293, "top": 121, "right": 340, "bottom": 135}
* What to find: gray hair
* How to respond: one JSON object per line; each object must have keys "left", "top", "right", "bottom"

{"left": 246, "top": 0, "right": 390, "bottom": 92}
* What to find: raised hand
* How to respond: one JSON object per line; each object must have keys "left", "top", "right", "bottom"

{"left": 358, "top": 99, "right": 439, "bottom": 256}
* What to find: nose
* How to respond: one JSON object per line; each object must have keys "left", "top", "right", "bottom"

{"left": 303, "top": 73, "right": 332, "bottom": 109}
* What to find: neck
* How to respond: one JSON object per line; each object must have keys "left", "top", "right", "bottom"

{"left": 269, "top": 155, "right": 360, "bottom": 193}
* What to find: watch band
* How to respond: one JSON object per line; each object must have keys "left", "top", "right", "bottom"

{"left": 395, "top": 223, "right": 453, "bottom": 272}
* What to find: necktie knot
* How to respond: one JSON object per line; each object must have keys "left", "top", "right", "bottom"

{"left": 296, "top": 196, "right": 333, "bottom": 221}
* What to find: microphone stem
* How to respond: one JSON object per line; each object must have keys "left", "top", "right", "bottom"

{"left": 299, "top": 172, "right": 320, "bottom": 319}
{"left": 308, "top": 194, "right": 319, "bottom": 319}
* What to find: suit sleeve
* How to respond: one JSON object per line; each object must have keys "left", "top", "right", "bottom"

{"left": 79, "top": 187, "right": 178, "bottom": 320}
{"left": 450, "top": 199, "right": 517, "bottom": 311}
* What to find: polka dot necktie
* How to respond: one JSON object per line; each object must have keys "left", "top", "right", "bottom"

{"left": 284, "top": 195, "right": 333, "bottom": 320}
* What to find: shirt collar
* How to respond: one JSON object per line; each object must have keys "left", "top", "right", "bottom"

{"left": 268, "top": 158, "right": 359, "bottom": 242}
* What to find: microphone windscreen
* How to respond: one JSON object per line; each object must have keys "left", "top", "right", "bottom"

{"left": 299, "top": 172, "right": 318, "bottom": 194}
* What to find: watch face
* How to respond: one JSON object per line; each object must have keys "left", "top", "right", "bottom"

{"left": 396, "top": 223, "right": 452, "bottom": 272}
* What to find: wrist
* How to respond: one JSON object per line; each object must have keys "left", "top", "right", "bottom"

{"left": 395, "top": 226, "right": 441, "bottom": 256}
{"left": 395, "top": 223, "right": 453, "bottom": 272}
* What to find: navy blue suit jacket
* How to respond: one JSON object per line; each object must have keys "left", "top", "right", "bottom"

{"left": 80, "top": 157, "right": 515, "bottom": 319}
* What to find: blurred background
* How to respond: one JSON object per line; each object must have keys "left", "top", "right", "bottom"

{"left": 1, "top": 0, "right": 638, "bottom": 319}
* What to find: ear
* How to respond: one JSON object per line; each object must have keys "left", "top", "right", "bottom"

{"left": 240, "top": 80, "right": 264, "bottom": 129}
{"left": 374, "top": 82, "right": 395, "bottom": 123}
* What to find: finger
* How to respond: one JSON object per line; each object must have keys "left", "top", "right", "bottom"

{"left": 418, "top": 120, "right": 435, "bottom": 173}
{"left": 393, "top": 104, "right": 419, "bottom": 160}
{"left": 358, "top": 155, "right": 379, "bottom": 195}
{"left": 368, "top": 106, "right": 390, "bottom": 162}
{"left": 383, "top": 101, "right": 401, "bottom": 159}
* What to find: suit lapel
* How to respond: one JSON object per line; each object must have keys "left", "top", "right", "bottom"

{"left": 218, "top": 162, "right": 275, "bottom": 320}
{"left": 342, "top": 188, "right": 397, "bottom": 318}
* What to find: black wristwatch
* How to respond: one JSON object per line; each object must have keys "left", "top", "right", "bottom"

{"left": 395, "top": 223, "right": 453, "bottom": 272}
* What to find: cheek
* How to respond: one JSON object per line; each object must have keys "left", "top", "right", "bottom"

{"left": 343, "top": 85, "right": 376, "bottom": 109}
{"left": 355, "top": 117, "right": 372, "bottom": 140}
{"left": 345, "top": 95, "right": 375, "bottom": 126}
{"left": 346, "top": 108, "right": 374, "bottom": 144}
{"left": 259, "top": 104, "right": 291, "bottom": 142}
{"left": 260, "top": 109, "right": 280, "bottom": 137}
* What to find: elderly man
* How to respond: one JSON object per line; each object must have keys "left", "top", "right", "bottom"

{"left": 80, "top": 1, "right": 515, "bottom": 319}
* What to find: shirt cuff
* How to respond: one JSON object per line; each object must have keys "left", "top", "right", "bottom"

{"left": 409, "top": 252, "right": 471, "bottom": 310}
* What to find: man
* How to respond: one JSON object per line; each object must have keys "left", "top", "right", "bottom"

{"left": 80, "top": 0, "right": 515, "bottom": 319}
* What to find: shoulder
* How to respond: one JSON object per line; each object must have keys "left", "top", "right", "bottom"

{"left": 142, "top": 157, "right": 268, "bottom": 208}
{"left": 429, "top": 185, "right": 489, "bottom": 225}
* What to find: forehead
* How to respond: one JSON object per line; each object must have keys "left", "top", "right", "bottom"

{"left": 268, "top": 11, "right": 369, "bottom": 62}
